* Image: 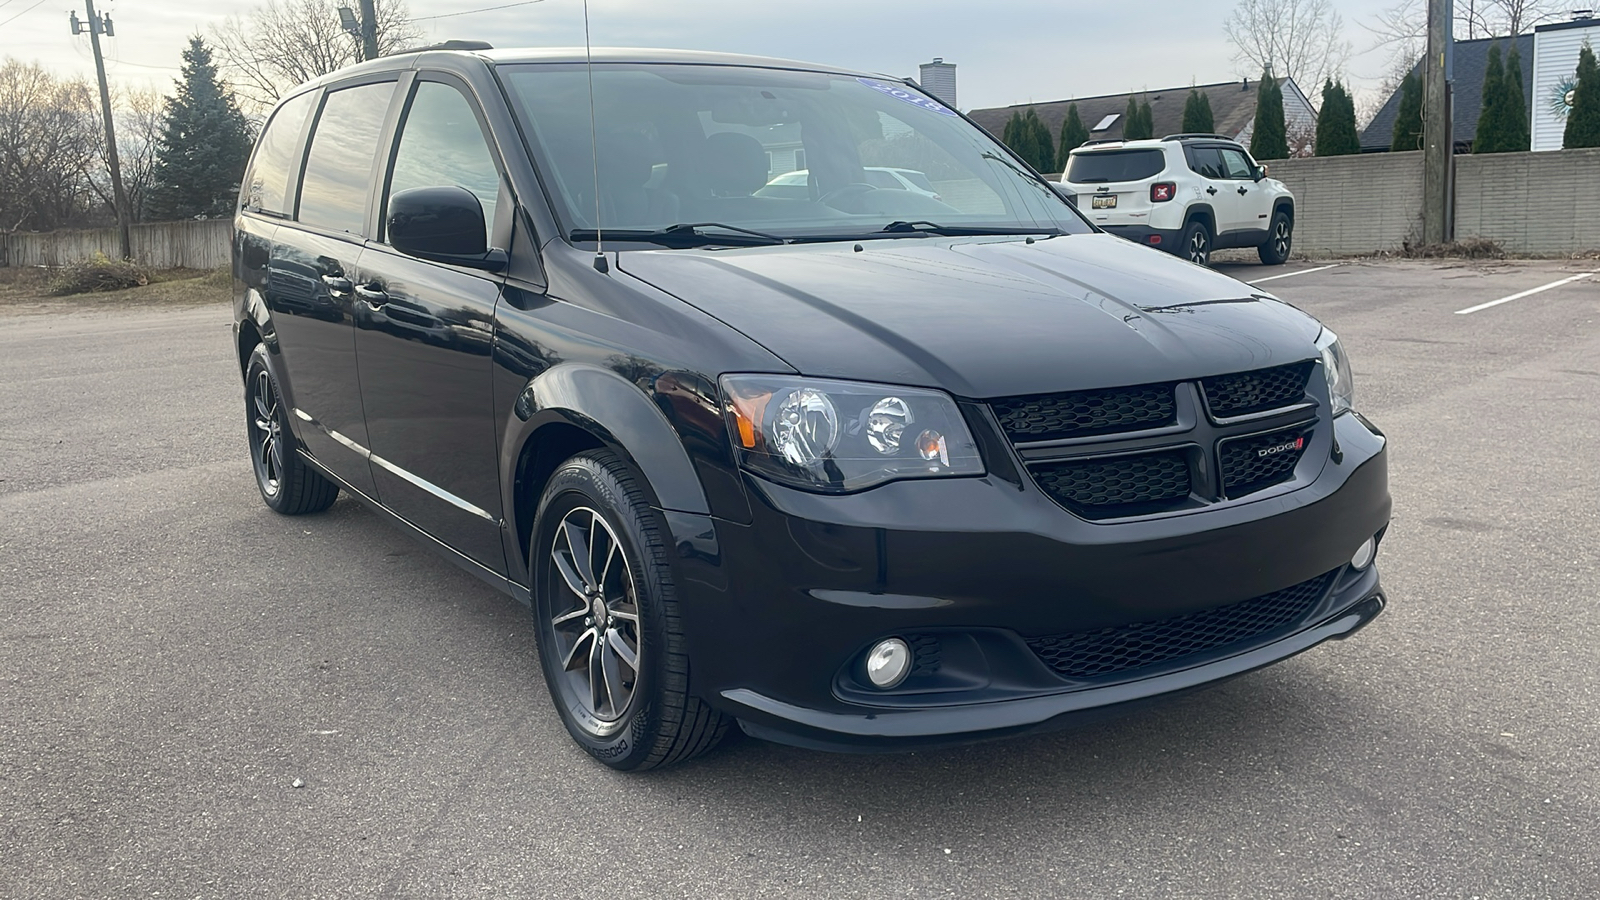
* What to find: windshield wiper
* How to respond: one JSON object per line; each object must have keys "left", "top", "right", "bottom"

{"left": 878, "top": 221, "right": 1067, "bottom": 237}
{"left": 569, "top": 222, "right": 787, "bottom": 247}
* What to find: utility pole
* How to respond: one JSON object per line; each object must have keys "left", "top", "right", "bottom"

{"left": 359, "top": 0, "right": 379, "bottom": 62}
{"left": 74, "top": 0, "right": 132, "bottom": 259}
{"left": 1422, "top": 0, "right": 1453, "bottom": 244}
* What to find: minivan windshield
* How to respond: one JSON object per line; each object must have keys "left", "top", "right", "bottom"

{"left": 498, "top": 63, "right": 1091, "bottom": 244}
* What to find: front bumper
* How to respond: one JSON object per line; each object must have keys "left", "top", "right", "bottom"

{"left": 670, "top": 411, "right": 1390, "bottom": 752}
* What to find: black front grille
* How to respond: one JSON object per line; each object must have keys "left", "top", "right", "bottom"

{"left": 1220, "top": 424, "right": 1312, "bottom": 497}
{"left": 991, "top": 382, "right": 1177, "bottom": 442}
{"left": 1201, "top": 361, "right": 1314, "bottom": 418}
{"left": 1031, "top": 450, "right": 1191, "bottom": 518}
{"left": 1026, "top": 570, "right": 1339, "bottom": 680}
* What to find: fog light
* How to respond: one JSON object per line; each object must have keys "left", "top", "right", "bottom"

{"left": 1351, "top": 536, "right": 1376, "bottom": 570}
{"left": 865, "top": 638, "right": 912, "bottom": 689}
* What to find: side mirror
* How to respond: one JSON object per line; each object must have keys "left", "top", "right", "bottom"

{"left": 1254, "top": 164, "right": 1269, "bottom": 182}
{"left": 387, "top": 186, "right": 505, "bottom": 271}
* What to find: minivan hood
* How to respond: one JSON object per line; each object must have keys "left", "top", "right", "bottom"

{"left": 618, "top": 232, "right": 1322, "bottom": 399}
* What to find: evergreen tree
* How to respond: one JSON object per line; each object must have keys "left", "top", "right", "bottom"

{"left": 1059, "top": 103, "right": 1089, "bottom": 159}
{"left": 1139, "top": 98, "right": 1155, "bottom": 138}
{"left": 1121, "top": 95, "right": 1140, "bottom": 139}
{"left": 148, "top": 37, "right": 253, "bottom": 219}
{"left": 1250, "top": 70, "right": 1288, "bottom": 160}
{"left": 1315, "top": 79, "right": 1360, "bottom": 155}
{"left": 1474, "top": 44, "right": 1507, "bottom": 152}
{"left": 1002, "top": 110, "right": 1022, "bottom": 152}
{"left": 1502, "top": 46, "right": 1530, "bottom": 152}
{"left": 1564, "top": 43, "right": 1600, "bottom": 149}
{"left": 1390, "top": 69, "right": 1425, "bottom": 152}
{"left": 1182, "top": 89, "right": 1214, "bottom": 133}
{"left": 1023, "top": 108, "right": 1056, "bottom": 173}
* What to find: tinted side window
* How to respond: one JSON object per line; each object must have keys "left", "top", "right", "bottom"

{"left": 386, "top": 81, "right": 501, "bottom": 244}
{"left": 1186, "top": 147, "right": 1226, "bottom": 179}
{"left": 242, "top": 91, "right": 316, "bottom": 216}
{"left": 298, "top": 82, "right": 395, "bottom": 236}
{"left": 1219, "top": 147, "right": 1255, "bottom": 179}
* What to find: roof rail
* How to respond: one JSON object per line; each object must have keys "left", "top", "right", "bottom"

{"left": 1078, "top": 138, "right": 1126, "bottom": 147}
{"left": 1161, "top": 133, "right": 1237, "bottom": 142}
{"left": 397, "top": 40, "right": 494, "bottom": 54}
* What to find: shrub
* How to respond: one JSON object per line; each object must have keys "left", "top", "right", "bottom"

{"left": 48, "top": 252, "right": 151, "bottom": 295}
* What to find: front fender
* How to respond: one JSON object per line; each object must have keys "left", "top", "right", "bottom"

{"left": 504, "top": 363, "right": 712, "bottom": 515}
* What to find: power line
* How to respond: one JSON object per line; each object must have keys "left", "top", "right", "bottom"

{"left": 410, "top": 0, "right": 544, "bottom": 22}
{"left": 0, "top": 0, "right": 52, "bottom": 29}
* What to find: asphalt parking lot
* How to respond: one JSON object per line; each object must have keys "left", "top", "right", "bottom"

{"left": 3, "top": 257, "right": 1598, "bottom": 899}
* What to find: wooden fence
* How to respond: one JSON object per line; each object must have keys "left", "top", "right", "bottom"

{"left": 1, "top": 220, "right": 232, "bottom": 269}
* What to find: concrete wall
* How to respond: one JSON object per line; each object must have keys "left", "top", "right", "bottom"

{"left": 1455, "top": 148, "right": 1600, "bottom": 253}
{"left": 2, "top": 220, "right": 231, "bottom": 269}
{"left": 1267, "top": 151, "right": 1424, "bottom": 255}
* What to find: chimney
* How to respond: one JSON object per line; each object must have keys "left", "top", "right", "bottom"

{"left": 919, "top": 58, "right": 958, "bottom": 107}
{"left": 1242, "top": 77, "right": 1249, "bottom": 91}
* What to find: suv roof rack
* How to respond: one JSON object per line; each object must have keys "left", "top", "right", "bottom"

{"left": 1078, "top": 138, "right": 1127, "bottom": 147}
{"left": 1161, "top": 133, "right": 1238, "bottom": 142}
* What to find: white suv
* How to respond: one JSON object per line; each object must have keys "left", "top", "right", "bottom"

{"left": 1061, "top": 135, "right": 1294, "bottom": 266}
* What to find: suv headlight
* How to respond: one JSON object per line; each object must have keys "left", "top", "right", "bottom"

{"left": 1316, "top": 329, "right": 1354, "bottom": 415}
{"left": 720, "top": 375, "right": 984, "bottom": 493}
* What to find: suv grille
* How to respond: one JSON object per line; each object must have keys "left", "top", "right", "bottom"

{"left": 1220, "top": 424, "right": 1314, "bottom": 497}
{"left": 1026, "top": 569, "right": 1338, "bottom": 680}
{"left": 1031, "top": 450, "right": 1191, "bottom": 518}
{"left": 991, "top": 383, "right": 1177, "bottom": 443}
{"left": 1200, "top": 361, "right": 1315, "bottom": 419}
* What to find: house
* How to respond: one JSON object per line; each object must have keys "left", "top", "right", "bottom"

{"left": 1532, "top": 16, "right": 1600, "bottom": 150}
{"left": 967, "top": 77, "right": 1317, "bottom": 162}
{"left": 1359, "top": 33, "right": 1535, "bottom": 152}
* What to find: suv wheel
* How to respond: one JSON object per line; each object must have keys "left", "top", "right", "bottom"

{"left": 244, "top": 344, "right": 339, "bottom": 514}
{"left": 1182, "top": 219, "right": 1212, "bottom": 266}
{"left": 532, "top": 450, "right": 731, "bottom": 770}
{"left": 1258, "top": 211, "right": 1293, "bottom": 265}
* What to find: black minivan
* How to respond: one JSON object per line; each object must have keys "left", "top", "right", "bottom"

{"left": 232, "top": 45, "right": 1391, "bottom": 770}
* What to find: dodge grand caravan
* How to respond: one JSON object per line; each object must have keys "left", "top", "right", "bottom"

{"left": 232, "top": 44, "right": 1391, "bottom": 770}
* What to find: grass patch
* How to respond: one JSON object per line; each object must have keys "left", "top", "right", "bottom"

{"left": 0, "top": 264, "right": 230, "bottom": 311}
{"left": 47, "top": 253, "right": 152, "bottom": 295}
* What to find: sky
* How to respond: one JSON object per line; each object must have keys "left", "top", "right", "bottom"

{"left": 2, "top": 0, "right": 1414, "bottom": 111}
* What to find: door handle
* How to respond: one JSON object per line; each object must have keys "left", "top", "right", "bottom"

{"left": 1237, "top": 186, "right": 1249, "bottom": 195}
{"left": 354, "top": 283, "right": 389, "bottom": 309}
{"left": 321, "top": 275, "right": 353, "bottom": 295}
{"left": 1206, "top": 186, "right": 1217, "bottom": 196}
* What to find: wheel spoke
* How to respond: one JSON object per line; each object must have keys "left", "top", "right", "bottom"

{"left": 561, "top": 626, "right": 595, "bottom": 672}
{"left": 606, "top": 627, "right": 638, "bottom": 671}
{"left": 608, "top": 604, "right": 639, "bottom": 625}
{"left": 600, "top": 635, "right": 628, "bottom": 713}
{"left": 550, "top": 546, "right": 591, "bottom": 601}
{"left": 597, "top": 530, "right": 620, "bottom": 596}
{"left": 551, "top": 604, "right": 588, "bottom": 627}
{"left": 562, "top": 518, "right": 597, "bottom": 590}
{"left": 588, "top": 633, "right": 608, "bottom": 713}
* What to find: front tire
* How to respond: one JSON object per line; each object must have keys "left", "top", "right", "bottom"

{"left": 244, "top": 344, "right": 338, "bottom": 515}
{"left": 532, "top": 450, "right": 730, "bottom": 770}
{"left": 1258, "top": 210, "right": 1293, "bottom": 265}
{"left": 1182, "top": 219, "right": 1212, "bottom": 266}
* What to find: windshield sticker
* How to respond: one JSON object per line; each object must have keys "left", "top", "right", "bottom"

{"left": 857, "top": 78, "right": 958, "bottom": 116}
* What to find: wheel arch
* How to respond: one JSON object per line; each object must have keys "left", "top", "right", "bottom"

{"left": 502, "top": 363, "right": 712, "bottom": 579}
{"left": 1183, "top": 204, "right": 1216, "bottom": 232}
{"left": 1273, "top": 197, "right": 1295, "bottom": 222}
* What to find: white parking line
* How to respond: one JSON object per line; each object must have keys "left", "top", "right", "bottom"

{"left": 1247, "top": 264, "right": 1342, "bottom": 284}
{"left": 1454, "top": 271, "right": 1599, "bottom": 315}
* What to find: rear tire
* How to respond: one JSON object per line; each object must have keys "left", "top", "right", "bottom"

{"left": 1182, "top": 219, "right": 1212, "bottom": 267}
{"left": 1258, "top": 210, "right": 1293, "bottom": 265}
{"left": 531, "top": 450, "right": 730, "bottom": 771}
{"left": 244, "top": 344, "right": 338, "bottom": 515}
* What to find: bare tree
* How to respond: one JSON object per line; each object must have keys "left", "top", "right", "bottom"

{"left": 1225, "top": 0, "right": 1352, "bottom": 101}
{"left": 210, "top": 0, "right": 422, "bottom": 111}
{"left": 0, "top": 59, "right": 100, "bottom": 233}
{"left": 84, "top": 87, "right": 163, "bottom": 223}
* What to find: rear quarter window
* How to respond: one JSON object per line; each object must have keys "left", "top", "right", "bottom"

{"left": 1065, "top": 149, "right": 1166, "bottom": 183}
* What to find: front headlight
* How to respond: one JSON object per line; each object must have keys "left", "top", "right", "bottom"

{"left": 1316, "top": 329, "right": 1354, "bottom": 415}
{"left": 720, "top": 374, "right": 984, "bottom": 493}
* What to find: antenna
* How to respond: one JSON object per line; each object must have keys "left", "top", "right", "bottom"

{"left": 583, "top": 0, "right": 608, "bottom": 274}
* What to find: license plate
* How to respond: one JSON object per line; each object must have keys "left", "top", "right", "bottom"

{"left": 1092, "top": 195, "right": 1117, "bottom": 209}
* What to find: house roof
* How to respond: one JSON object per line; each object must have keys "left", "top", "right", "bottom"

{"left": 967, "top": 78, "right": 1293, "bottom": 146}
{"left": 1359, "top": 33, "right": 1535, "bottom": 151}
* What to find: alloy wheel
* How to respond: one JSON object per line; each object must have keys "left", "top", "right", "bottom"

{"left": 251, "top": 369, "right": 284, "bottom": 497}
{"left": 1272, "top": 219, "right": 1291, "bottom": 258}
{"left": 1189, "top": 230, "right": 1209, "bottom": 265}
{"left": 547, "top": 507, "right": 642, "bottom": 726}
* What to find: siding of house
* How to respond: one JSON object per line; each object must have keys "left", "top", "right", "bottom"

{"left": 1531, "top": 21, "right": 1600, "bottom": 151}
